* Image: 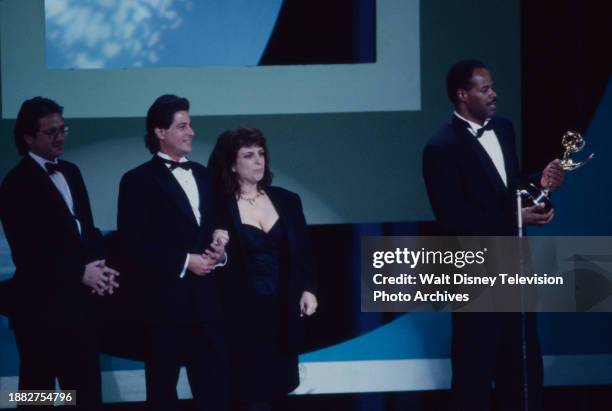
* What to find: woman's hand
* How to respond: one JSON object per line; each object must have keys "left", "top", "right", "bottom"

{"left": 212, "top": 229, "right": 229, "bottom": 246}
{"left": 299, "top": 291, "right": 318, "bottom": 317}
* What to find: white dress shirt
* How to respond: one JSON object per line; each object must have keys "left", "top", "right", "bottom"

{"left": 157, "top": 152, "right": 201, "bottom": 225}
{"left": 454, "top": 112, "right": 507, "bottom": 187}
{"left": 157, "top": 152, "right": 200, "bottom": 278}
{"left": 28, "top": 151, "right": 82, "bottom": 234}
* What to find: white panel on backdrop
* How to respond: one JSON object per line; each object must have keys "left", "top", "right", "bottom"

{"left": 1, "top": 0, "right": 420, "bottom": 118}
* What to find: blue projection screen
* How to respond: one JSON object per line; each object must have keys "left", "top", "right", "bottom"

{"left": 45, "top": 1, "right": 285, "bottom": 69}
{"left": 1, "top": 0, "right": 420, "bottom": 118}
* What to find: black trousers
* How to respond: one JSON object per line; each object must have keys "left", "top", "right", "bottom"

{"left": 13, "top": 325, "right": 102, "bottom": 411}
{"left": 451, "top": 312, "right": 543, "bottom": 411}
{"left": 145, "top": 324, "right": 229, "bottom": 411}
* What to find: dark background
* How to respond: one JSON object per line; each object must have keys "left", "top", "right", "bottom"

{"left": 521, "top": 0, "right": 610, "bottom": 173}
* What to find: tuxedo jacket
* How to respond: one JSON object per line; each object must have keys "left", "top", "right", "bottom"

{"left": 117, "top": 156, "right": 223, "bottom": 325}
{"left": 423, "top": 115, "right": 538, "bottom": 236}
{"left": 221, "top": 186, "right": 316, "bottom": 352}
{"left": 0, "top": 155, "right": 104, "bottom": 327}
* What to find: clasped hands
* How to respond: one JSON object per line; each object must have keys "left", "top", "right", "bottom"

{"left": 188, "top": 229, "right": 229, "bottom": 276}
{"left": 522, "top": 159, "right": 565, "bottom": 225}
{"left": 83, "top": 259, "right": 120, "bottom": 296}
{"left": 300, "top": 291, "right": 318, "bottom": 317}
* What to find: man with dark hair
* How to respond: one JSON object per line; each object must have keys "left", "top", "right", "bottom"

{"left": 117, "top": 94, "right": 229, "bottom": 411}
{"left": 0, "top": 96, "right": 119, "bottom": 410}
{"left": 423, "top": 61, "right": 564, "bottom": 410}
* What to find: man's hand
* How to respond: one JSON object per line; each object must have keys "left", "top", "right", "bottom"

{"left": 522, "top": 203, "right": 554, "bottom": 225}
{"left": 540, "top": 159, "right": 565, "bottom": 191}
{"left": 299, "top": 291, "right": 318, "bottom": 317}
{"left": 83, "top": 259, "right": 120, "bottom": 296}
{"left": 102, "top": 265, "right": 120, "bottom": 295}
{"left": 187, "top": 253, "right": 215, "bottom": 276}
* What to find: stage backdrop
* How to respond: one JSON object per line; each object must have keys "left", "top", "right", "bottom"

{"left": 0, "top": 0, "right": 522, "bottom": 226}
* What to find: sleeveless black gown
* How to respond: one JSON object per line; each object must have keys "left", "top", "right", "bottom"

{"left": 228, "top": 219, "right": 299, "bottom": 401}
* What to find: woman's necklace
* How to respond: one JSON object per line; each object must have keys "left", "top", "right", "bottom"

{"left": 239, "top": 190, "right": 261, "bottom": 206}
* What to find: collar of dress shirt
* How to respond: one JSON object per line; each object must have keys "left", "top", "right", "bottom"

{"left": 28, "top": 151, "right": 59, "bottom": 170}
{"left": 453, "top": 111, "right": 491, "bottom": 136}
{"left": 156, "top": 151, "right": 189, "bottom": 166}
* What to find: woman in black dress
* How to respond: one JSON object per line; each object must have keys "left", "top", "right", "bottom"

{"left": 208, "top": 127, "right": 318, "bottom": 411}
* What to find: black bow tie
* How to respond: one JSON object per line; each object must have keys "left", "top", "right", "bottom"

{"left": 453, "top": 115, "right": 494, "bottom": 138}
{"left": 161, "top": 158, "right": 192, "bottom": 171}
{"left": 45, "top": 162, "right": 62, "bottom": 175}
{"left": 475, "top": 121, "right": 494, "bottom": 138}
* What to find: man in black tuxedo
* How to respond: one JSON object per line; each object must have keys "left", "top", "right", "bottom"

{"left": 0, "top": 97, "right": 119, "bottom": 410}
{"left": 117, "top": 94, "right": 229, "bottom": 411}
{"left": 423, "top": 60, "right": 565, "bottom": 410}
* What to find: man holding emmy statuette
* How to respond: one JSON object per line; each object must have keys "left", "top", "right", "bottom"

{"left": 422, "top": 60, "right": 572, "bottom": 411}
{"left": 519, "top": 130, "right": 594, "bottom": 212}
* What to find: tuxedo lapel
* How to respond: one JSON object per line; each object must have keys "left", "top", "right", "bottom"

{"left": 58, "top": 161, "right": 87, "bottom": 238}
{"left": 226, "top": 193, "right": 247, "bottom": 265}
{"left": 493, "top": 124, "right": 518, "bottom": 185}
{"left": 21, "top": 156, "right": 81, "bottom": 238}
{"left": 192, "top": 165, "right": 210, "bottom": 223}
{"left": 452, "top": 116, "right": 507, "bottom": 195}
{"left": 267, "top": 188, "right": 297, "bottom": 261}
{"left": 227, "top": 193, "right": 242, "bottom": 235}
{"left": 59, "top": 161, "right": 85, "bottom": 222}
{"left": 150, "top": 157, "right": 198, "bottom": 226}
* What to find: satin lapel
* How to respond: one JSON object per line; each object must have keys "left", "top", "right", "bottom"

{"left": 494, "top": 125, "right": 517, "bottom": 184}
{"left": 191, "top": 165, "right": 210, "bottom": 222}
{"left": 22, "top": 156, "right": 81, "bottom": 238}
{"left": 226, "top": 194, "right": 247, "bottom": 265}
{"left": 58, "top": 160, "right": 84, "bottom": 223}
{"left": 151, "top": 157, "right": 198, "bottom": 226}
{"left": 227, "top": 193, "right": 242, "bottom": 235}
{"left": 267, "top": 188, "right": 297, "bottom": 261}
{"left": 452, "top": 116, "right": 507, "bottom": 194}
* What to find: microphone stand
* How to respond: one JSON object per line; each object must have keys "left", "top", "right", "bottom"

{"left": 516, "top": 190, "right": 529, "bottom": 411}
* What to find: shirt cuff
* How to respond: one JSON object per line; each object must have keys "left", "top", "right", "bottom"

{"left": 180, "top": 254, "right": 189, "bottom": 278}
{"left": 214, "top": 252, "right": 228, "bottom": 269}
